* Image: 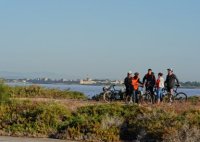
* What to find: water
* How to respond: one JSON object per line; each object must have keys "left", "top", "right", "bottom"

{"left": 7, "top": 83, "right": 103, "bottom": 98}
{"left": 6, "top": 83, "right": 200, "bottom": 98}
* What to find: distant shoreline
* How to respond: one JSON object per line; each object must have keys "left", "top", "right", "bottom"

{"left": 6, "top": 82, "right": 200, "bottom": 89}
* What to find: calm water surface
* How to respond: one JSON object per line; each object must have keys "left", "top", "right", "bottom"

{"left": 7, "top": 83, "right": 200, "bottom": 98}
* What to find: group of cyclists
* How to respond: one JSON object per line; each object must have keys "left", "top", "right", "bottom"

{"left": 124, "top": 68, "right": 180, "bottom": 104}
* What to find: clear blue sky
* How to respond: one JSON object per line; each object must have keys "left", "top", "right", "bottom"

{"left": 0, "top": 0, "right": 199, "bottom": 81}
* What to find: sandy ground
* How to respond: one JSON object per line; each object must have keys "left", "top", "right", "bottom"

{"left": 17, "top": 98, "right": 105, "bottom": 111}
{"left": 0, "top": 136, "right": 75, "bottom": 142}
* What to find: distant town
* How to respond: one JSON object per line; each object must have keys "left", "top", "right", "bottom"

{"left": 4, "top": 77, "right": 200, "bottom": 88}
{"left": 5, "top": 77, "right": 124, "bottom": 86}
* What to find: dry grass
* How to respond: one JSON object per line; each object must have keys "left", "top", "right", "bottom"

{"left": 156, "top": 101, "right": 200, "bottom": 113}
{"left": 15, "top": 97, "right": 200, "bottom": 112}
{"left": 3, "top": 97, "right": 200, "bottom": 142}
{"left": 15, "top": 98, "right": 104, "bottom": 111}
{"left": 163, "top": 124, "right": 200, "bottom": 142}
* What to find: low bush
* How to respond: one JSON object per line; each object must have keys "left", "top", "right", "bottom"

{"left": 0, "top": 98, "right": 199, "bottom": 141}
{"left": 55, "top": 104, "right": 200, "bottom": 142}
{"left": 0, "top": 82, "right": 10, "bottom": 105}
{"left": 8, "top": 85, "right": 87, "bottom": 99}
{"left": 187, "top": 96, "right": 200, "bottom": 105}
{"left": 0, "top": 100, "right": 70, "bottom": 137}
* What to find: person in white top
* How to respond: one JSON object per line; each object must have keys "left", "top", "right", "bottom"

{"left": 156, "top": 73, "right": 164, "bottom": 105}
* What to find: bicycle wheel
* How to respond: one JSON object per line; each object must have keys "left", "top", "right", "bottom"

{"left": 174, "top": 92, "right": 187, "bottom": 103}
{"left": 103, "top": 91, "right": 112, "bottom": 103}
{"left": 120, "top": 92, "right": 127, "bottom": 102}
{"left": 143, "top": 93, "right": 153, "bottom": 104}
{"left": 125, "top": 95, "right": 131, "bottom": 103}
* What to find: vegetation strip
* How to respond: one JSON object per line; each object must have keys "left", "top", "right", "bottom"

{"left": 0, "top": 83, "right": 199, "bottom": 141}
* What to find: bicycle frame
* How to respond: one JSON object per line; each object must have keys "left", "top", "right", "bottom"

{"left": 103, "top": 85, "right": 126, "bottom": 101}
{"left": 162, "top": 86, "right": 179, "bottom": 96}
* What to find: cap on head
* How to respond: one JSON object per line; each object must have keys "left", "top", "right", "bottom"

{"left": 167, "top": 68, "right": 173, "bottom": 72}
{"left": 128, "top": 71, "right": 132, "bottom": 75}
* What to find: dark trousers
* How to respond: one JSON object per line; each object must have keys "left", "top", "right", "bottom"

{"left": 132, "top": 90, "right": 139, "bottom": 104}
{"left": 146, "top": 86, "right": 155, "bottom": 103}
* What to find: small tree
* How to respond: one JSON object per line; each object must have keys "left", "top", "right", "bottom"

{"left": 0, "top": 80, "right": 10, "bottom": 105}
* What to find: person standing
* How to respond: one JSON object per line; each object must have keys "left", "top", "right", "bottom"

{"left": 132, "top": 72, "right": 143, "bottom": 104}
{"left": 143, "top": 69, "right": 156, "bottom": 103}
{"left": 156, "top": 73, "right": 165, "bottom": 105}
{"left": 124, "top": 71, "right": 133, "bottom": 103}
{"left": 165, "top": 68, "right": 180, "bottom": 103}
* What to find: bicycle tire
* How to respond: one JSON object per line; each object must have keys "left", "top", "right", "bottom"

{"left": 121, "top": 92, "right": 126, "bottom": 101}
{"left": 174, "top": 92, "right": 187, "bottom": 103}
{"left": 103, "top": 91, "right": 112, "bottom": 103}
{"left": 143, "top": 93, "right": 153, "bottom": 104}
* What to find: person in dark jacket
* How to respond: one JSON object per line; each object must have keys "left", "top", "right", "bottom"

{"left": 124, "top": 71, "right": 133, "bottom": 99}
{"left": 165, "top": 68, "right": 180, "bottom": 102}
{"left": 143, "top": 69, "right": 156, "bottom": 103}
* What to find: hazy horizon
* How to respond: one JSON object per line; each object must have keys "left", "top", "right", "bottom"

{"left": 0, "top": 0, "right": 200, "bottom": 81}
{"left": 0, "top": 70, "right": 199, "bottom": 82}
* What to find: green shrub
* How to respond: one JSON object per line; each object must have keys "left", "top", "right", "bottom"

{"left": 0, "top": 83, "right": 10, "bottom": 105}
{"left": 55, "top": 104, "right": 200, "bottom": 142}
{"left": 7, "top": 85, "right": 87, "bottom": 99}
{"left": 188, "top": 96, "right": 200, "bottom": 105}
{"left": 56, "top": 104, "right": 144, "bottom": 141}
{"left": 0, "top": 100, "right": 199, "bottom": 142}
{"left": 0, "top": 100, "right": 70, "bottom": 137}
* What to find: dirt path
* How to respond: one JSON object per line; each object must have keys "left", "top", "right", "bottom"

{"left": 0, "top": 136, "right": 75, "bottom": 142}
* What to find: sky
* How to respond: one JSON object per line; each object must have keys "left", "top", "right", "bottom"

{"left": 0, "top": 0, "right": 200, "bottom": 81}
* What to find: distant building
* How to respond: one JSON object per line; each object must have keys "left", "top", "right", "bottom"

{"left": 61, "top": 78, "right": 67, "bottom": 82}
{"left": 100, "top": 80, "right": 110, "bottom": 84}
{"left": 119, "top": 80, "right": 124, "bottom": 84}
{"left": 111, "top": 80, "right": 124, "bottom": 85}
{"left": 80, "top": 77, "right": 96, "bottom": 85}
{"left": 43, "top": 78, "right": 49, "bottom": 81}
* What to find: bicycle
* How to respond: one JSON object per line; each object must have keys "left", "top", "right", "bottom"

{"left": 124, "top": 86, "right": 155, "bottom": 104}
{"left": 138, "top": 87, "right": 155, "bottom": 104}
{"left": 102, "top": 84, "right": 126, "bottom": 103}
{"left": 162, "top": 85, "right": 187, "bottom": 103}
